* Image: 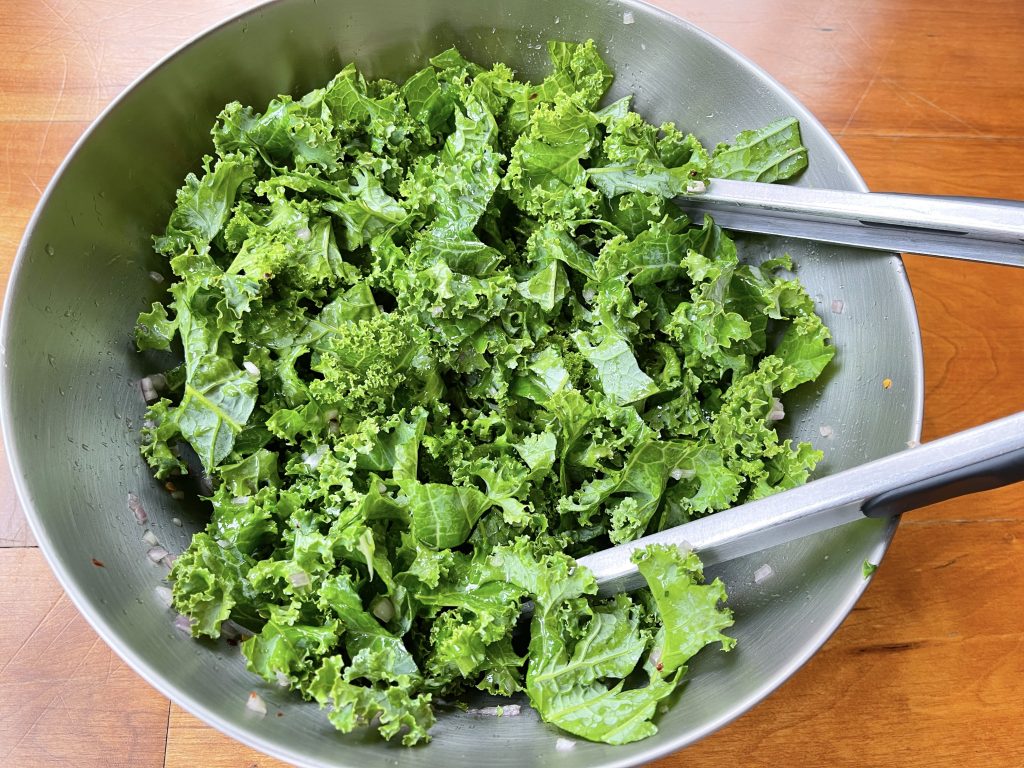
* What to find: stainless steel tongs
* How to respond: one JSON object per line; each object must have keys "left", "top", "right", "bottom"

{"left": 579, "top": 410, "right": 1024, "bottom": 596}
{"left": 577, "top": 180, "right": 1024, "bottom": 596}
{"left": 677, "top": 178, "right": 1024, "bottom": 267}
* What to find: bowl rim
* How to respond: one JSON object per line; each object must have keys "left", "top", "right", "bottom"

{"left": 0, "top": 0, "right": 924, "bottom": 765}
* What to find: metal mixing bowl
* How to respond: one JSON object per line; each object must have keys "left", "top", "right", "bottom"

{"left": 1, "top": 1, "right": 923, "bottom": 765}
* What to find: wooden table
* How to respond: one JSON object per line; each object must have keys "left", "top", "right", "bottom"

{"left": 2, "top": 1, "right": 1022, "bottom": 765}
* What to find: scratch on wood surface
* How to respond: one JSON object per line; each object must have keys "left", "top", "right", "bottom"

{"left": 0, "top": 593, "right": 64, "bottom": 677}
{"left": 836, "top": 35, "right": 895, "bottom": 137}
{"left": 837, "top": 70, "right": 879, "bottom": 137}
{"left": 1, "top": 698, "right": 51, "bottom": 759}
{"left": 67, "top": 635, "right": 104, "bottom": 681}
{"left": 1, "top": 136, "right": 11, "bottom": 206}
{"left": 854, "top": 640, "right": 928, "bottom": 654}
{"left": 879, "top": 77, "right": 984, "bottom": 136}
{"left": 34, "top": 51, "right": 68, "bottom": 184}
{"left": 40, "top": 607, "right": 83, "bottom": 656}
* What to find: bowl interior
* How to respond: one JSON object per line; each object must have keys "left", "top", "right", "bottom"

{"left": 2, "top": 0, "right": 922, "bottom": 766}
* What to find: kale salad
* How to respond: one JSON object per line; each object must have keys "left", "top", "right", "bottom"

{"left": 134, "top": 40, "right": 833, "bottom": 746}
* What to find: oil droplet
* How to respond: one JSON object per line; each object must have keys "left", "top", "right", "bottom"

{"left": 47, "top": 354, "right": 56, "bottom": 367}
{"left": 44, "top": 244, "right": 55, "bottom": 257}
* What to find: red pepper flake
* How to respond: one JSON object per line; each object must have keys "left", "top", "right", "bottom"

{"left": 164, "top": 480, "right": 177, "bottom": 493}
{"left": 91, "top": 557, "right": 105, "bottom": 567}
{"left": 276, "top": 711, "right": 284, "bottom": 718}
{"left": 882, "top": 378, "right": 893, "bottom": 390}
{"left": 527, "top": 92, "right": 538, "bottom": 100}
{"left": 655, "top": 662, "right": 664, "bottom": 672}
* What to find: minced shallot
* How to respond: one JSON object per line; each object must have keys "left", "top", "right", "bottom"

{"left": 140, "top": 377, "right": 158, "bottom": 403}
{"left": 753, "top": 564, "right": 774, "bottom": 584}
{"left": 128, "top": 492, "right": 147, "bottom": 524}
{"left": 246, "top": 691, "right": 267, "bottom": 717}
{"left": 154, "top": 585, "right": 174, "bottom": 608}
{"left": 371, "top": 597, "right": 395, "bottom": 623}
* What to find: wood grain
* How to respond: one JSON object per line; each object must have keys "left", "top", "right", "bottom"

{"left": 672, "top": 0, "right": 1024, "bottom": 139}
{"left": 2, "top": 0, "right": 1023, "bottom": 766}
{"left": 0, "top": 549, "right": 169, "bottom": 766}
{"left": 166, "top": 705, "right": 291, "bottom": 768}
{"left": 656, "top": 519, "right": 1024, "bottom": 767}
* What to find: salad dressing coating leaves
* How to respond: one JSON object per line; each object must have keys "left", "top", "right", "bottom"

{"left": 136, "top": 40, "right": 830, "bottom": 746}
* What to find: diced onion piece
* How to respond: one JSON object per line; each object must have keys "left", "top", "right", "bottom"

{"left": 648, "top": 646, "right": 662, "bottom": 669}
{"left": 139, "top": 377, "right": 158, "bottom": 403}
{"left": 276, "top": 671, "right": 290, "bottom": 688}
{"left": 767, "top": 397, "right": 785, "bottom": 422}
{"left": 753, "top": 564, "right": 774, "bottom": 584}
{"left": 371, "top": 596, "right": 395, "bottom": 623}
{"left": 685, "top": 179, "right": 706, "bottom": 194}
{"left": 128, "top": 492, "right": 147, "bottom": 524}
{"left": 622, "top": 10, "right": 635, "bottom": 24}
{"left": 147, "top": 546, "right": 170, "bottom": 563}
{"left": 243, "top": 360, "right": 260, "bottom": 378}
{"left": 556, "top": 738, "right": 577, "bottom": 752}
{"left": 288, "top": 571, "right": 311, "bottom": 588}
{"left": 831, "top": 299, "right": 845, "bottom": 314}
{"left": 296, "top": 226, "right": 311, "bottom": 241}
{"left": 246, "top": 692, "right": 267, "bottom": 717}
{"left": 819, "top": 424, "right": 834, "bottom": 438}
{"left": 142, "top": 530, "right": 159, "bottom": 547}
{"left": 148, "top": 270, "right": 164, "bottom": 283}
{"left": 154, "top": 585, "right": 174, "bottom": 608}
{"left": 173, "top": 614, "right": 194, "bottom": 634}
